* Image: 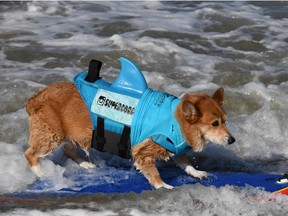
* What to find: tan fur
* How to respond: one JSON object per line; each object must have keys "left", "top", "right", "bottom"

{"left": 132, "top": 138, "right": 173, "bottom": 188}
{"left": 25, "top": 83, "right": 234, "bottom": 189}
{"left": 175, "top": 89, "right": 231, "bottom": 152}
{"left": 25, "top": 83, "right": 92, "bottom": 168}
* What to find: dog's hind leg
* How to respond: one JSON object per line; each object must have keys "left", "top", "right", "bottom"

{"left": 173, "top": 154, "right": 207, "bottom": 179}
{"left": 63, "top": 142, "right": 95, "bottom": 169}
{"left": 25, "top": 147, "right": 44, "bottom": 177}
{"left": 25, "top": 115, "right": 64, "bottom": 177}
{"left": 25, "top": 137, "right": 62, "bottom": 177}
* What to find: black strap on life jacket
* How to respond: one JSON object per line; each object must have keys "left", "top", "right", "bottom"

{"left": 92, "top": 117, "right": 106, "bottom": 152}
{"left": 118, "top": 126, "right": 131, "bottom": 159}
{"left": 86, "top": 59, "right": 131, "bottom": 158}
{"left": 91, "top": 117, "right": 131, "bottom": 158}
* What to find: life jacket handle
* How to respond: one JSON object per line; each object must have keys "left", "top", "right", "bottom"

{"left": 85, "top": 59, "right": 103, "bottom": 83}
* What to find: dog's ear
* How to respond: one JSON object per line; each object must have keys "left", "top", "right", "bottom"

{"left": 182, "top": 101, "right": 200, "bottom": 123}
{"left": 212, "top": 87, "right": 224, "bottom": 106}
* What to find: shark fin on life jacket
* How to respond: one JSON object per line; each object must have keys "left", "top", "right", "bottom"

{"left": 111, "top": 57, "right": 147, "bottom": 98}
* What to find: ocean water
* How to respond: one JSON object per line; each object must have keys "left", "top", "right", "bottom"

{"left": 1, "top": 1, "right": 288, "bottom": 215}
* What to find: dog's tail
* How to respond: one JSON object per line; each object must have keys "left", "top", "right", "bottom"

{"left": 26, "top": 93, "right": 41, "bottom": 116}
{"left": 26, "top": 82, "right": 75, "bottom": 116}
{"left": 26, "top": 87, "right": 49, "bottom": 115}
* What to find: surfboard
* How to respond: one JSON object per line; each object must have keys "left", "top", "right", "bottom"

{"left": 4, "top": 167, "right": 288, "bottom": 199}
{"left": 275, "top": 187, "right": 288, "bottom": 195}
{"left": 273, "top": 174, "right": 288, "bottom": 195}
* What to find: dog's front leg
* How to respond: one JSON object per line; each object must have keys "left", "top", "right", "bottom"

{"left": 173, "top": 154, "right": 207, "bottom": 180}
{"left": 134, "top": 161, "right": 173, "bottom": 189}
{"left": 132, "top": 139, "right": 174, "bottom": 189}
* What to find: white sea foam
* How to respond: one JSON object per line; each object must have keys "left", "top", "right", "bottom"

{"left": 0, "top": 142, "right": 36, "bottom": 194}
{"left": 0, "top": 209, "right": 117, "bottom": 216}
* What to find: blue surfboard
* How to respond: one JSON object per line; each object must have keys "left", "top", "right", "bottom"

{"left": 3, "top": 166, "right": 288, "bottom": 199}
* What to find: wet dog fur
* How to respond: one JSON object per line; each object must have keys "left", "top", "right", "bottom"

{"left": 25, "top": 82, "right": 235, "bottom": 189}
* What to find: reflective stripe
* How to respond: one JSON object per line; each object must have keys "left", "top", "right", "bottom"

{"left": 91, "top": 89, "right": 139, "bottom": 126}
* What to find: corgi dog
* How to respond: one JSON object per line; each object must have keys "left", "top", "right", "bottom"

{"left": 25, "top": 81, "right": 235, "bottom": 189}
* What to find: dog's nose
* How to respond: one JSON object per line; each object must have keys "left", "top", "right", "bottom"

{"left": 228, "top": 135, "right": 235, "bottom": 144}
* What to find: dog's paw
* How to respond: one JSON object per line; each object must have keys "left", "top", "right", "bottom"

{"left": 79, "top": 161, "right": 96, "bottom": 169}
{"left": 185, "top": 166, "right": 207, "bottom": 180}
{"left": 154, "top": 182, "right": 174, "bottom": 190}
{"left": 31, "top": 165, "right": 44, "bottom": 178}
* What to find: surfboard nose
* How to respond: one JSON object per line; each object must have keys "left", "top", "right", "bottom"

{"left": 111, "top": 57, "right": 147, "bottom": 98}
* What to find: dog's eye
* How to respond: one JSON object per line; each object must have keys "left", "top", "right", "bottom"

{"left": 212, "top": 121, "right": 220, "bottom": 127}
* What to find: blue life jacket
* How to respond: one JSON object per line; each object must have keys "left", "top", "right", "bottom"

{"left": 73, "top": 57, "right": 191, "bottom": 156}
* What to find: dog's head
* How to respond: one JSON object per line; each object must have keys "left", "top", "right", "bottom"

{"left": 176, "top": 87, "right": 235, "bottom": 151}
